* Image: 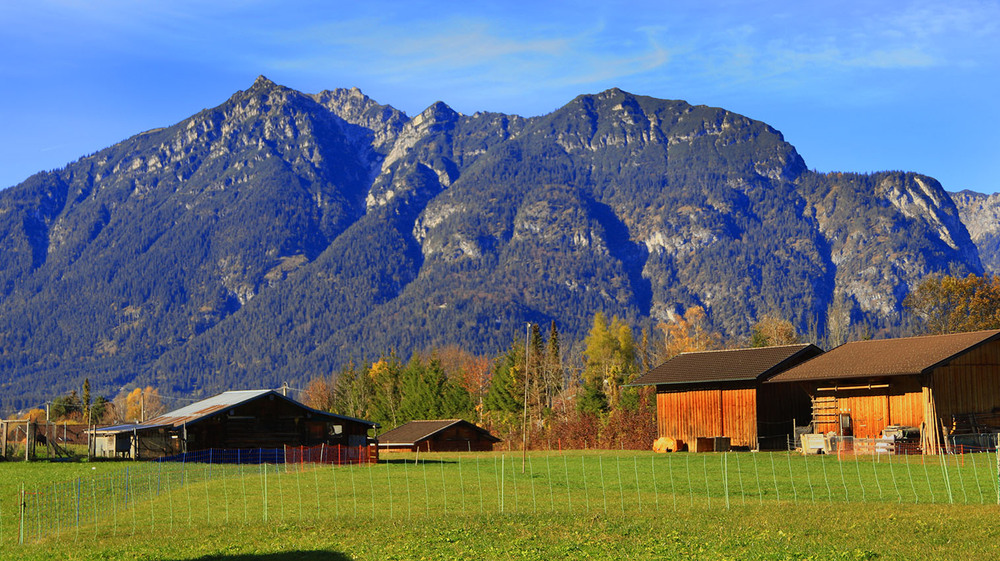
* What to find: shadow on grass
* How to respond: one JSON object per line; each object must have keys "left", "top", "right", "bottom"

{"left": 186, "top": 552, "right": 350, "bottom": 561}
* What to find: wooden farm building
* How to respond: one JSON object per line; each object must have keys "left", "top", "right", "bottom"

{"left": 632, "top": 344, "right": 824, "bottom": 451}
{"left": 766, "top": 329, "right": 1000, "bottom": 454}
{"left": 92, "top": 389, "right": 378, "bottom": 460}
{"left": 378, "top": 419, "right": 500, "bottom": 452}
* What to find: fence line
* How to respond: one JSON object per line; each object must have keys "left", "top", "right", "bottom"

{"left": 4, "top": 447, "right": 1000, "bottom": 547}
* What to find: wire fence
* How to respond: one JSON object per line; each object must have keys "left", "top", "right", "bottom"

{"left": 157, "top": 444, "right": 377, "bottom": 465}
{"left": 4, "top": 446, "right": 1000, "bottom": 547}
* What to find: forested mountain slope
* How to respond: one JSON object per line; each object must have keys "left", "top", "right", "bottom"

{"left": 0, "top": 77, "right": 981, "bottom": 411}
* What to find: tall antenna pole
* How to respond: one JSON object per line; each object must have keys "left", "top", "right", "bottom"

{"left": 522, "top": 322, "right": 531, "bottom": 473}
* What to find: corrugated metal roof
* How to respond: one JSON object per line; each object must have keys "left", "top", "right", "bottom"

{"left": 378, "top": 419, "right": 501, "bottom": 445}
{"left": 144, "top": 390, "right": 273, "bottom": 427}
{"left": 766, "top": 329, "right": 1000, "bottom": 383}
{"left": 92, "top": 423, "right": 169, "bottom": 434}
{"left": 142, "top": 389, "right": 377, "bottom": 428}
{"left": 631, "top": 344, "right": 823, "bottom": 386}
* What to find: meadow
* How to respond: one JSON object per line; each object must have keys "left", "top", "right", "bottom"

{"left": 2, "top": 450, "right": 999, "bottom": 560}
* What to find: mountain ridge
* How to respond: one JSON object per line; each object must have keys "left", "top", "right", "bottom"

{"left": 0, "top": 78, "right": 983, "bottom": 412}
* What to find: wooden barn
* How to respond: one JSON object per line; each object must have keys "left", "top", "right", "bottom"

{"left": 632, "top": 344, "right": 824, "bottom": 451}
{"left": 378, "top": 419, "right": 500, "bottom": 452}
{"left": 765, "top": 329, "right": 1000, "bottom": 454}
{"left": 92, "top": 389, "right": 378, "bottom": 460}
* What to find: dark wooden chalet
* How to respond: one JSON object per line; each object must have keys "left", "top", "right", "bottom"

{"left": 632, "top": 344, "right": 824, "bottom": 450}
{"left": 92, "top": 389, "right": 378, "bottom": 459}
{"left": 765, "top": 329, "right": 1000, "bottom": 454}
{"left": 378, "top": 419, "right": 500, "bottom": 452}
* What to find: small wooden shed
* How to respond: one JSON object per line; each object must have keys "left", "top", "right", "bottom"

{"left": 765, "top": 329, "right": 1000, "bottom": 454}
{"left": 378, "top": 419, "right": 500, "bottom": 452}
{"left": 632, "top": 344, "right": 823, "bottom": 450}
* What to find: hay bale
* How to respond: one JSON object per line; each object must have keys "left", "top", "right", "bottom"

{"left": 653, "top": 437, "right": 682, "bottom": 453}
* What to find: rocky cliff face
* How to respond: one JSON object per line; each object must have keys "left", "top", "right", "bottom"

{"left": 0, "top": 77, "right": 982, "bottom": 410}
{"left": 952, "top": 190, "right": 1000, "bottom": 274}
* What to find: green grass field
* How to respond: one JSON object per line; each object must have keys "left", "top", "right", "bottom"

{"left": 2, "top": 450, "right": 999, "bottom": 560}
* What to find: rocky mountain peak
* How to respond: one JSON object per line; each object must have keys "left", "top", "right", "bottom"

{"left": 250, "top": 74, "right": 277, "bottom": 91}
{"left": 0, "top": 81, "right": 989, "bottom": 412}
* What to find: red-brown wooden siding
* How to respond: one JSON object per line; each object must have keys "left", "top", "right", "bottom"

{"left": 812, "top": 377, "right": 923, "bottom": 438}
{"left": 931, "top": 339, "right": 1000, "bottom": 431}
{"left": 809, "top": 339, "right": 1000, "bottom": 441}
{"left": 656, "top": 384, "right": 757, "bottom": 448}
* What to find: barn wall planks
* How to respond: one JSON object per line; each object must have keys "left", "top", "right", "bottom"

{"left": 807, "top": 339, "right": 1000, "bottom": 443}
{"left": 931, "top": 339, "right": 1000, "bottom": 430}
{"left": 812, "top": 378, "right": 923, "bottom": 439}
{"left": 656, "top": 384, "right": 758, "bottom": 449}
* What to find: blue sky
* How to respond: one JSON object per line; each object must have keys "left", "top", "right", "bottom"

{"left": 2, "top": 0, "right": 998, "bottom": 192}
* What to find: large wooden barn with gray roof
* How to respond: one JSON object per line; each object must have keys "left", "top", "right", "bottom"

{"left": 766, "top": 329, "right": 1000, "bottom": 454}
{"left": 632, "top": 344, "right": 823, "bottom": 450}
{"left": 92, "top": 389, "right": 378, "bottom": 460}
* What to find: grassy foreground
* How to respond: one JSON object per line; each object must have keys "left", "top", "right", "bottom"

{"left": 2, "top": 451, "right": 999, "bottom": 560}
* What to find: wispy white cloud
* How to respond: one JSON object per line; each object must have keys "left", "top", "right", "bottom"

{"left": 260, "top": 14, "right": 674, "bottom": 110}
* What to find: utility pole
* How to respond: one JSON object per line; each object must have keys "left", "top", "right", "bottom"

{"left": 522, "top": 322, "right": 531, "bottom": 473}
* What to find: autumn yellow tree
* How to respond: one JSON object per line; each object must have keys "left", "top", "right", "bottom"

{"left": 750, "top": 315, "right": 799, "bottom": 347}
{"left": 120, "top": 386, "right": 164, "bottom": 423}
{"left": 581, "top": 312, "right": 637, "bottom": 413}
{"left": 905, "top": 273, "right": 1000, "bottom": 334}
{"left": 303, "top": 374, "right": 336, "bottom": 412}
{"left": 659, "top": 306, "right": 720, "bottom": 359}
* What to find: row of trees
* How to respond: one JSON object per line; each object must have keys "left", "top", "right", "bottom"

{"left": 18, "top": 271, "right": 990, "bottom": 449}
{"left": 10, "top": 382, "right": 165, "bottom": 427}
{"left": 300, "top": 312, "right": 729, "bottom": 450}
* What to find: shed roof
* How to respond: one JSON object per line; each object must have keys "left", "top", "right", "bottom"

{"left": 630, "top": 344, "right": 823, "bottom": 386}
{"left": 141, "top": 389, "right": 376, "bottom": 428}
{"left": 766, "top": 329, "right": 1000, "bottom": 383}
{"left": 92, "top": 423, "right": 169, "bottom": 435}
{"left": 378, "top": 419, "right": 501, "bottom": 446}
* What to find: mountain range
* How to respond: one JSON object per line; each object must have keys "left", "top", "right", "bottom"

{"left": 0, "top": 76, "right": 989, "bottom": 412}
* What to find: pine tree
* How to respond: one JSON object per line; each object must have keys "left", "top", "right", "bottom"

{"left": 484, "top": 344, "right": 522, "bottom": 414}
{"left": 368, "top": 354, "right": 403, "bottom": 428}
{"left": 333, "top": 360, "right": 374, "bottom": 419}
{"left": 82, "top": 378, "right": 92, "bottom": 424}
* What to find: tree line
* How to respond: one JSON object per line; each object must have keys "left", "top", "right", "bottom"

{"left": 20, "top": 271, "right": 993, "bottom": 450}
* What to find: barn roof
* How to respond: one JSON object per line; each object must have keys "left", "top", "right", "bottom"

{"left": 766, "top": 329, "right": 1000, "bottom": 383}
{"left": 378, "top": 419, "right": 501, "bottom": 446}
{"left": 630, "top": 344, "right": 823, "bottom": 386}
{"left": 142, "top": 389, "right": 377, "bottom": 428}
{"left": 92, "top": 423, "right": 169, "bottom": 435}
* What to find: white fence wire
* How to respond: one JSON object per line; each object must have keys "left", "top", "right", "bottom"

{"left": 4, "top": 446, "right": 999, "bottom": 546}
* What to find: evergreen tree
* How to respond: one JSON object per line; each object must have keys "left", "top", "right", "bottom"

{"left": 91, "top": 396, "right": 110, "bottom": 424}
{"left": 50, "top": 391, "right": 82, "bottom": 421}
{"left": 333, "top": 360, "right": 374, "bottom": 420}
{"left": 484, "top": 343, "right": 522, "bottom": 414}
{"left": 368, "top": 354, "right": 403, "bottom": 428}
{"left": 398, "top": 357, "right": 444, "bottom": 421}
{"left": 82, "top": 378, "right": 92, "bottom": 424}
